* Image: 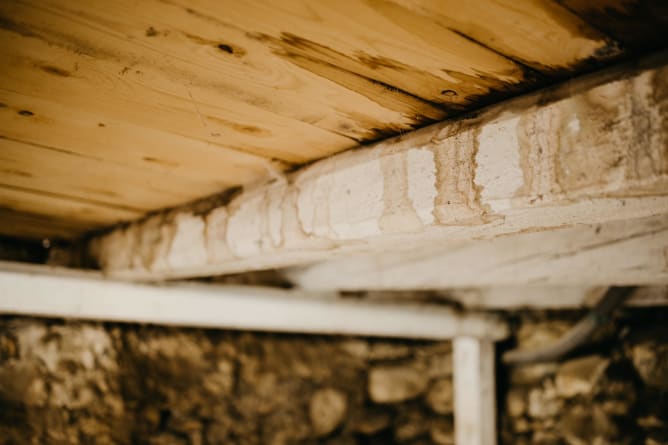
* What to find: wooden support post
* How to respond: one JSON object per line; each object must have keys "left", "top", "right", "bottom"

{"left": 454, "top": 337, "right": 497, "bottom": 445}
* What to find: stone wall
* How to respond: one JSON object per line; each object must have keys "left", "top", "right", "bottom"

{"left": 501, "top": 308, "right": 668, "bottom": 445}
{"left": 1, "top": 307, "right": 667, "bottom": 445}
{"left": 0, "top": 318, "right": 454, "bottom": 445}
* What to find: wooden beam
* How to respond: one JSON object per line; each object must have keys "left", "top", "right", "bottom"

{"left": 453, "top": 337, "right": 497, "bottom": 445}
{"left": 346, "top": 287, "right": 668, "bottom": 310}
{"left": 0, "top": 262, "right": 508, "bottom": 340}
{"left": 88, "top": 53, "right": 668, "bottom": 281}
{"left": 286, "top": 214, "right": 668, "bottom": 290}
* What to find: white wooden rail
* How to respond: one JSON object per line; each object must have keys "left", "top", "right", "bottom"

{"left": 0, "top": 262, "right": 508, "bottom": 340}
{"left": 0, "top": 261, "right": 506, "bottom": 444}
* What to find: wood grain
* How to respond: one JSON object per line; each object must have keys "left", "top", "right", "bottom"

{"left": 0, "top": 209, "right": 91, "bottom": 240}
{"left": 286, "top": 214, "right": 668, "bottom": 289}
{"left": 386, "top": 0, "right": 618, "bottom": 70}
{"left": 0, "top": 0, "right": 662, "bottom": 240}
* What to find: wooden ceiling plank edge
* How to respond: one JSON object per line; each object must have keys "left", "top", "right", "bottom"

{"left": 0, "top": 182, "right": 144, "bottom": 214}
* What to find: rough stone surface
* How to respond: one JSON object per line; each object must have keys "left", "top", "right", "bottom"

{"left": 369, "top": 364, "right": 429, "bottom": 403}
{"left": 555, "top": 355, "right": 610, "bottom": 398}
{"left": 309, "top": 388, "right": 347, "bottom": 436}
{"left": 505, "top": 389, "right": 527, "bottom": 418}
{"left": 0, "top": 317, "right": 453, "bottom": 445}
{"left": 425, "top": 379, "right": 453, "bottom": 415}
{"left": 501, "top": 308, "right": 668, "bottom": 445}
{"left": 631, "top": 341, "right": 668, "bottom": 389}
{"left": 2, "top": 306, "right": 668, "bottom": 444}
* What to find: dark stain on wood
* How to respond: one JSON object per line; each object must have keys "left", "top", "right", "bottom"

{"left": 98, "top": 123, "right": 106, "bottom": 127}
{"left": 206, "top": 116, "right": 272, "bottom": 137}
{"left": 265, "top": 31, "right": 500, "bottom": 109}
{"left": 145, "top": 26, "right": 159, "bottom": 37}
{"left": 0, "top": 135, "right": 106, "bottom": 163}
{"left": 18, "top": 110, "right": 34, "bottom": 117}
{"left": 0, "top": 168, "right": 33, "bottom": 178}
{"left": 142, "top": 157, "right": 180, "bottom": 168}
{"left": 182, "top": 32, "right": 246, "bottom": 57}
{"left": 246, "top": 31, "right": 449, "bottom": 123}
{"left": 218, "top": 44, "right": 234, "bottom": 54}
{"left": 39, "top": 64, "right": 70, "bottom": 77}
{"left": 558, "top": 0, "right": 668, "bottom": 51}
{"left": 0, "top": 14, "right": 117, "bottom": 60}
{"left": 0, "top": 16, "right": 38, "bottom": 39}
{"left": 183, "top": 32, "right": 246, "bottom": 57}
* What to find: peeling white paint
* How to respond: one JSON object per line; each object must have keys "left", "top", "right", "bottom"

{"left": 226, "top": 194, "right": 265, "bottom": 257}
{"left": 328, "top": 160, "right": 384, "bottom": 239}
{"left": 205, "top": 207, "right": 231, "bottom": 263}
{"left": 166, "top": 213, "right": 207, "bottom": 268}
{"left": 406, "top": 147, "right": 437, "bottom": 225}
{"left": 266, "top": 184, "right": 287, "bottom": 247}
{"left": 475, "top": 116, "right": 524, "bottom": 212}
{"left": 297, "top": 160, "right": 384, "bottom": 240}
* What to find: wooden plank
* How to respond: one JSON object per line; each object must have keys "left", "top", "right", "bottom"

{"left": 385, "top": 0, "right": 618, "bottom": 70}
{"left": 286, "top": 214, "right": 668, "bottom": 290}
{"left": 0, "top": 0, "right": 356, "bottom": 162}
{"left": 87, "top": 53, "right": 668, "bottom": 280}
{"left": 0, "top": 262, "right": 509, "bottom": 340}
{"left": 0, "top": 137, "right": 225, "bottom": 212}
{"left": 0, "top": 183, "right": 141, "bottom": 225}
{"left": 181, "top": 0, "right": 527, "bottom": 107}
{"left": 453, "top": 337, "right": 497, "bottom": 445}
{"left": 0, "top": 89, "right": 272, "bottom": 187}
{"left": 0, "top": 0, "right": 658, "bottom": 242}
{"left": 0, "top": 209, "right": 91, "bottom": 240}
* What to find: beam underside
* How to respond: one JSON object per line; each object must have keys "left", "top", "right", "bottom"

{"left": 87, "top": 53, "right": 668, "bottom": 282}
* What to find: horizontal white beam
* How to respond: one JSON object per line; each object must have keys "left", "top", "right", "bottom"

{"left": 0, "top": 263, "right": 508, "bottom": 340}
{"left": 354, "top": 286, "right": 668, "bottom": 310}
{"left": 87, "top": 52, "right": 668, "bottom": 281}
{"left": 287, "top": 214, "right": 668, "bottom": 290}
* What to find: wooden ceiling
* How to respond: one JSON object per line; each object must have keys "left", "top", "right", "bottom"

{"left": 0, "top": 0, "right": 666, "bottom": 241}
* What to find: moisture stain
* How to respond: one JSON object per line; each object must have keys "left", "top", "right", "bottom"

{"left": 142, "top": 157, "right": 180, "bottom": 168}
{"left": 218, "top": 44, "right": 234, "bottom": 54}
{"left": 39, "top": 65, "right": 70, "bottom": 77}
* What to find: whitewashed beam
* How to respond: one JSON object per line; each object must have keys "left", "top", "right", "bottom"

{"left": 88, "top": 53, "right": 668, "bottom": 281}
{"left": 454, "top": 337, "right": 497, "bottom": 445}
{"left": 0, "top": 262, "right": 508, "bottom": 340}
{"left": 286, "top": 214, "right": 668, "bottom": 290}
{"left": 356, "top": 286, "right": 668, "bottom": 310}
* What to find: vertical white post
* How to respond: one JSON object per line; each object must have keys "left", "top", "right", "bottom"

{"left": 453, "top": 336, "right": 497, "bottom": 445}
